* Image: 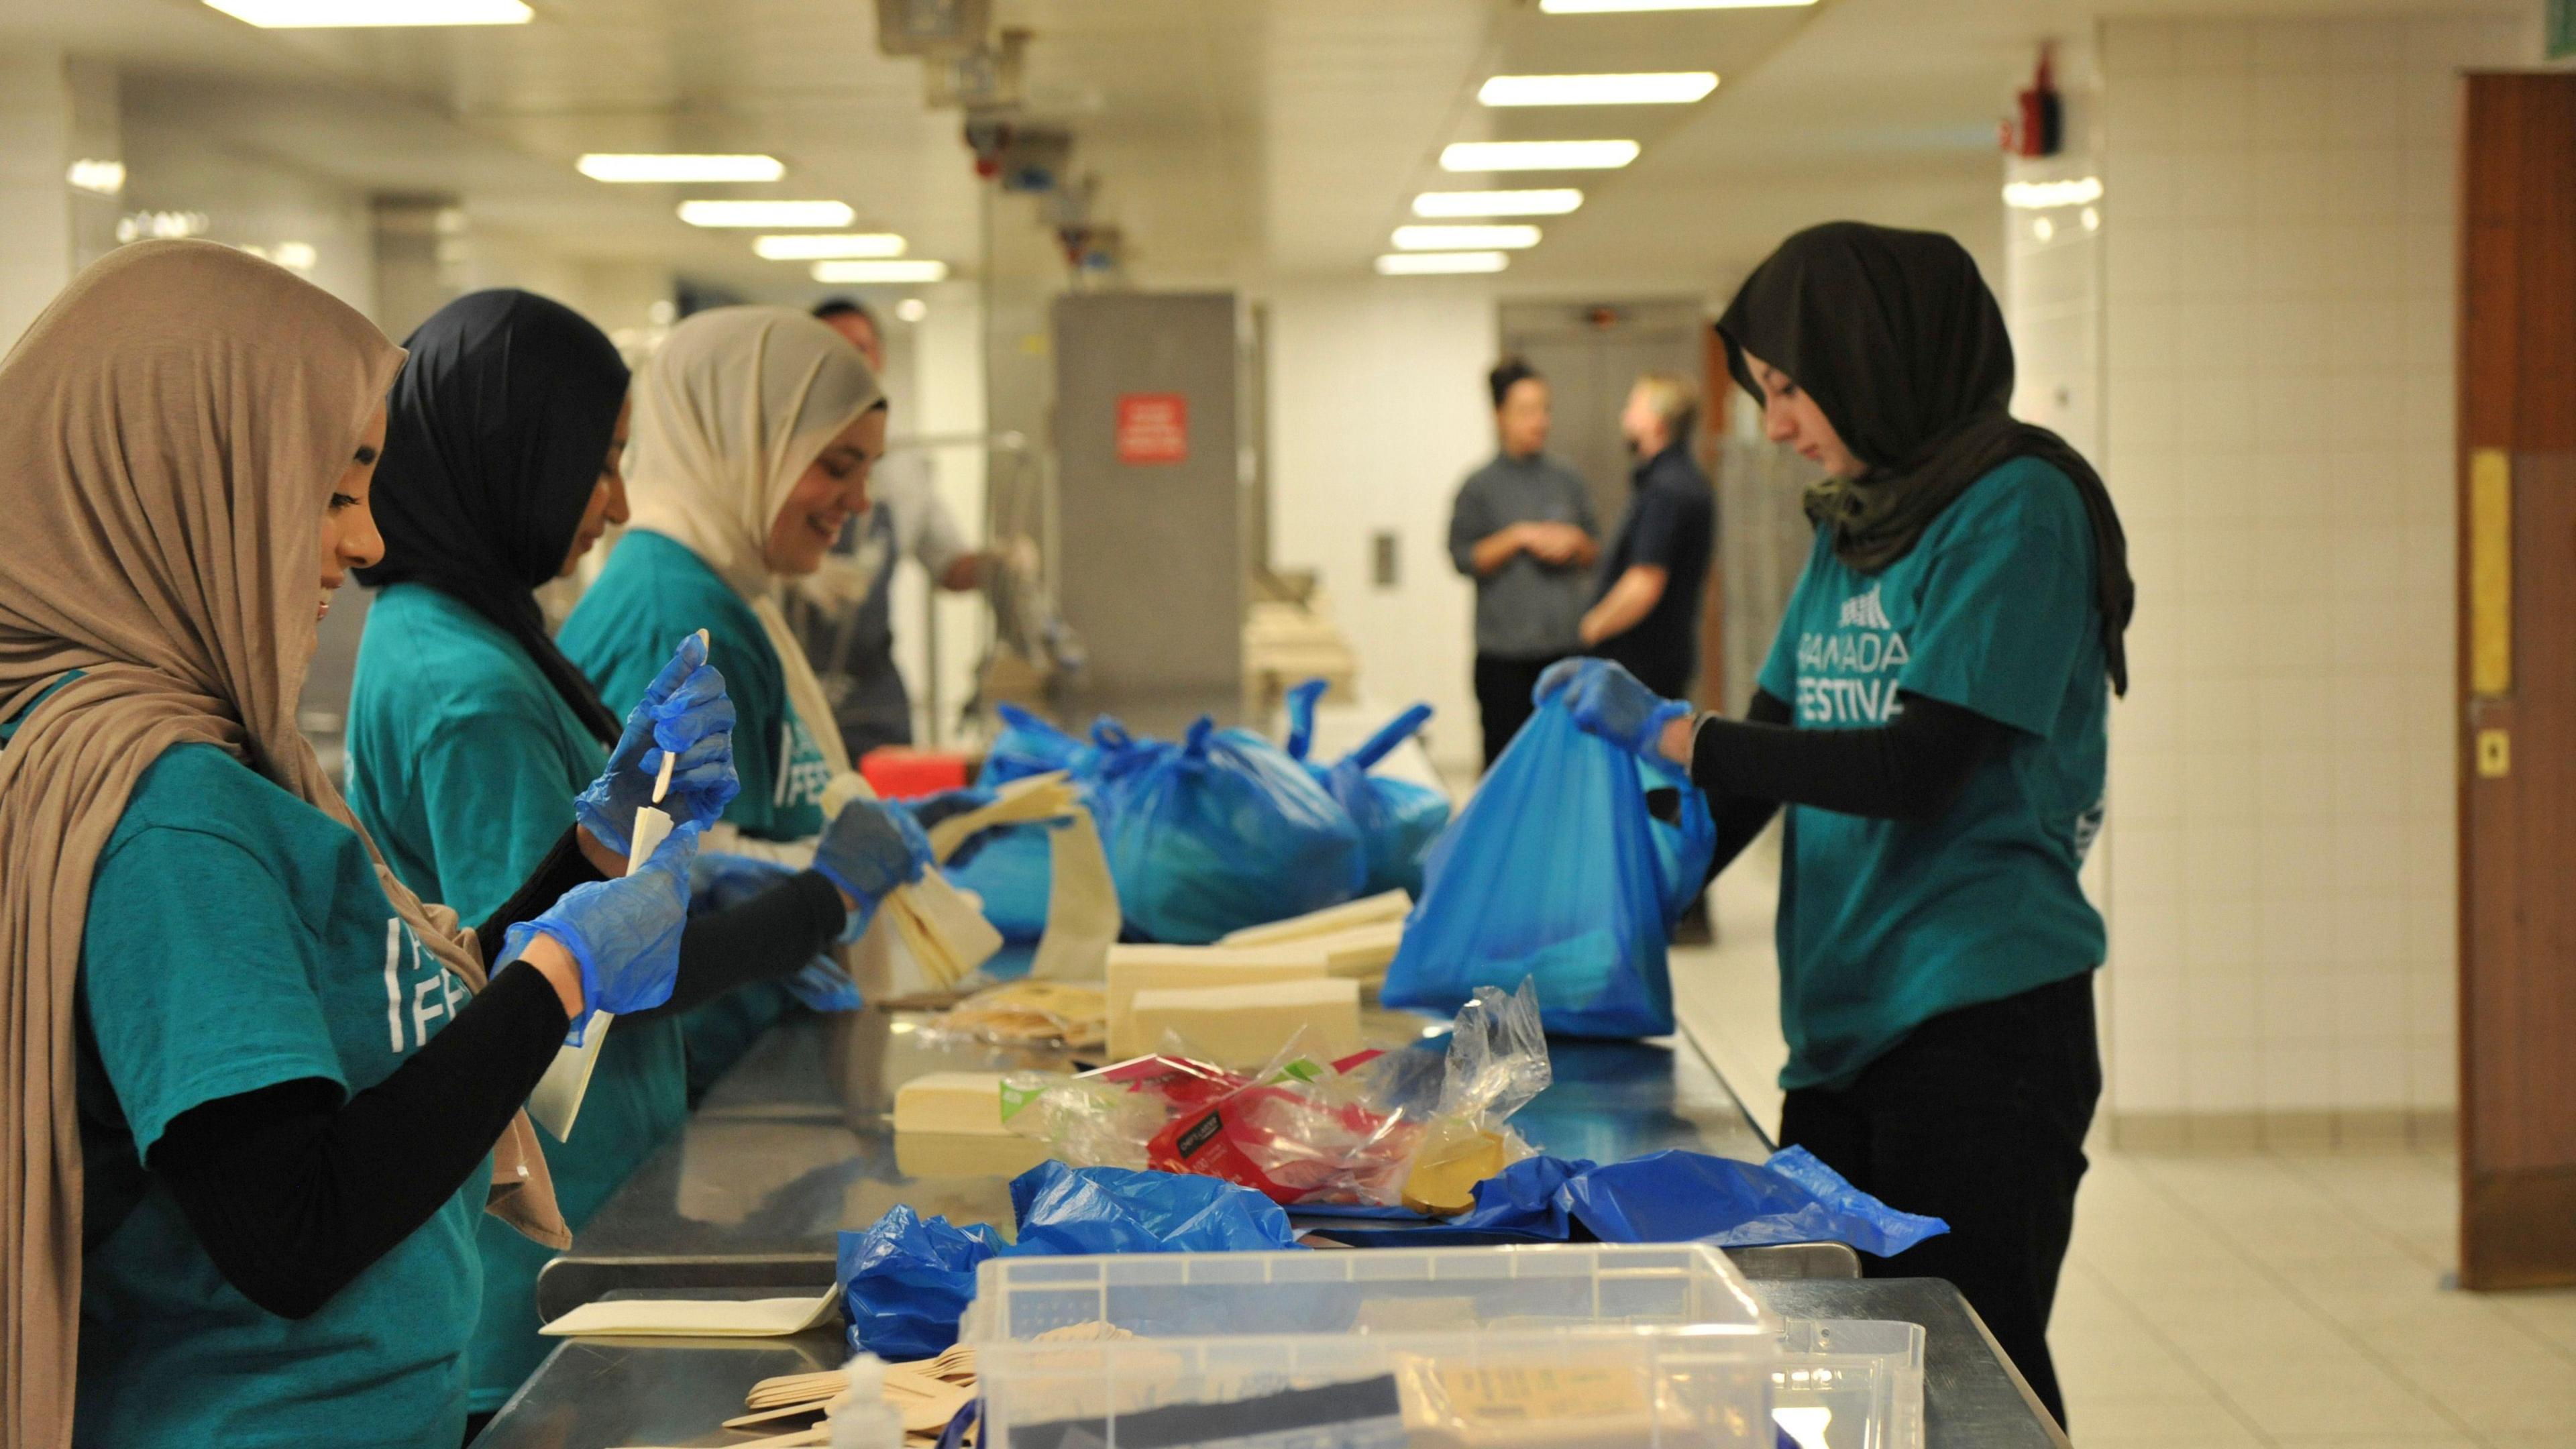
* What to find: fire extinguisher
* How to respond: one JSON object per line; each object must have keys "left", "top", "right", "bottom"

{"left": 2010, "top": 42, "right": 2063, "bottom": 158}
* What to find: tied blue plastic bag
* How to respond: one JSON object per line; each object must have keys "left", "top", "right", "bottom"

{"left": 693, "top": 853, "right": 863, "bottom": 1010}
{"left": 839, "top": 1165, "right": 1301, "bottom": 1358}
{"left": 1089, "top": 716, "right": 1366, "bottom": 943}
{"left": 1281, "top": 679, "right": 1453, "bottom": 898}
{"left": 1382, "top": 698, "right": 1713, "bottom": 1037}
{"left": 981, "top": 702, "right": 1093, "bottom": 785}
{"left": 838, "top": 1206, "right": 1005, "bottom": 1359}
{"left": 1010, "top": 1161, "right": 1300, "bottom": 1256}
{"left": 941, "top": 822, "right": 1055, "bottom": 943}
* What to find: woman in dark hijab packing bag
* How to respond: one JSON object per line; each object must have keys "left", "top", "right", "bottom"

{"left": 1542, "top": 221, "right": 2130, "bottom": 1429}
{"left": 343, "top": 289, "right": 932, "bottom": 1428}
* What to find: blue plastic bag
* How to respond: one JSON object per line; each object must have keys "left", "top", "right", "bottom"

{"left": 1088, "top": 716, "right": 1366, "bottom": 943}
{"left": 839, "top": 1205, "right": 1006, "bottom": 1359}
{"left": 1561, "top": 1148, "right": 1949, "bottom": 1257}
{"left": 941, "top": 821, "right": 1055, "bottom": 943}
{"left": 1281, "top": 680, "right": 1453, "bottom": 898}
{"left": 1010, "top": 1161, "right": 1300, "bottom": 1256}
{"left": 981, "top": 703, "right": 1093, "bottom": 785}
{"left": 1382, "top": 699, "right": 1713, "bottom": 1037}
{"left": 839, "top": 1165, "right": 1299, "bottom": 1358}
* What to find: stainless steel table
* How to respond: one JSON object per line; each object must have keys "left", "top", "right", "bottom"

{"left": 475, "top": 1277, "right": 2068, "bottom": 1448}
{"left": 538, "top": 1008, "right": 1774, "bottom": 1318}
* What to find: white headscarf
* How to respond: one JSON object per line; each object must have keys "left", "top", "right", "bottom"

{"left": 623, "top": 307, "right": 883, "bottom": 779}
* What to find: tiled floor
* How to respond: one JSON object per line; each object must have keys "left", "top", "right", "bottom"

{"left": 1672, "top": 837, "right": 2576, "bottom": 1449}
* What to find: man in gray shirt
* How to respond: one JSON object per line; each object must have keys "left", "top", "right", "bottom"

{"left": 1448, "top": 358, "right": 1599, "bottom": 767}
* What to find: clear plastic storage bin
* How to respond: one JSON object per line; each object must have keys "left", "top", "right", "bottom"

{"left": 1771, "top": 1320, "right": 1926, "bottom": 1449}
{"left": 962, "top": 1241, "right": 1771, "bottom": 1343}
{"left": 967, "top": 1244, "right": 1782, "bottom": 1449}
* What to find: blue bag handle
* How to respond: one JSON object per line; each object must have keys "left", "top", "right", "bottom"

{"left": 1340, "top": 702, "right": 1434, "bottom": 772}
{"left": 1283, "top": 678, "right": 1330, "bottom": 761}
{"left": 1180, "top": 715, "right": 1217, "bottom": 757}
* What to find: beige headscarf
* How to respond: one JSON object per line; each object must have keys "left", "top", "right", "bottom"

{"left": 0, "top": 241, "right": 568, "bottom": 1449}
{"left": 623, "top": 305, "right": 884, "bottom": 781}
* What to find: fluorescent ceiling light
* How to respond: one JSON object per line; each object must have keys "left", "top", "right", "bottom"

{"left": 812, "top": 260, "right": 950, "bottom": 284}
{"left": 1375, "top": 252, "right": 1509, "bottom": 276}
{"left": 578, "top": 154, "right": 784, "bottom": 184}
{"left": 1539, "top": 0, "right": 1815, "bottom": 12}
{"left": 753, "top": 233, "right": 906, "bottom": 260}
{"left": 1393, "top": 224, "right": 1542, "bottom": 250}
{"left": 1479, "top": 72, "right": 1718, "bottom": 107}
{"left": 203, "top": 0, "right": 531, "bottom": 25}
{"left": 1413, "top": 189, "right": 1582, "bottom": 218}
{"left": 2002, "top": 176, "right": 2102, "bottom": 209}
{"left": 1440, "top": 140, "right": 1639, "bottom": 172}
{"left": 678, "top": 199, "right": 855, "bottom": 228}
{"left": 65, "top": 159, "right": 125, "bottom": 195}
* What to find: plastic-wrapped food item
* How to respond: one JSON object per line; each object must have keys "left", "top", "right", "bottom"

{"left": 1397, "top": 980, "right": 1550, "bottom": 1214}
{"left": 1002, "top": 1053, "right": 1247, "bottom": 1171}
{"left": 922, "top": 980, "right": 1107, "bottom": 1051}
{"left": 1146, "top": 1033, "right": 1416, "bottom": 1207}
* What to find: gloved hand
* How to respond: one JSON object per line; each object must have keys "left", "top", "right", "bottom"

{"left": 813, "top": 798, "right": 935, "bottom": 943}
{"left": 1537, "top": 657, "right": 1690, "bottom": 758}
{"left": 576, "top": 633, "right": 740, "bottom": 857}
{"left": 781, "top": 956, "right": 865, "bottom": 1012}
{"left": 904, "top": 786, "right": 997, "bottom": 835}
{"left": 505, "top": 822, "right": 701, "bottom": 1044}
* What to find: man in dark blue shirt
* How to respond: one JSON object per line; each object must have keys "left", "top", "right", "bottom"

{"left": 1583, "top": 373, "right": 1716, "bottom": 698}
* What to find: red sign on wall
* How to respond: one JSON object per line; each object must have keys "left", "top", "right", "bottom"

{"left": 1115, "top": 392, "right": 1189, "bottom": 465}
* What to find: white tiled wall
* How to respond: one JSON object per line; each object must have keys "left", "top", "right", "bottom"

{"left": 2097, "top": 15, "right": 2532, "bottom": 1134}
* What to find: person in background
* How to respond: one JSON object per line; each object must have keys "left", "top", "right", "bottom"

{"left": 1446, "top": 356, "right": 1598, "bottom": 769}
{"left": 0, "top": 241, "right": 727, "bottom": 1449}
{"left": 796, "top": 298, "right": 1016, "bottom": 759}
{"left": 342, "top": 288, "right": 933, "bottom": 1430}
{"left": 1545, "top": 221, "right": 2131, "bottom": 1431}
{"left": 1580, "top": 372, "right": 1715, "bottom": 702}
{"left": 561, "top": 306, "right": 911, "bottom": 1098}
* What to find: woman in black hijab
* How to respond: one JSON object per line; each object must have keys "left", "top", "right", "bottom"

{"left": 341, "top": 288, "right": 888, "bottom": 1425}
{"left": 1545, "top": 221, "right": 2129, "bottom": 1428}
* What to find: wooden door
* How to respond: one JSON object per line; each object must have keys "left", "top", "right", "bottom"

{"left": 2459, "top": 70, "right": 2576, "bottom": 1290}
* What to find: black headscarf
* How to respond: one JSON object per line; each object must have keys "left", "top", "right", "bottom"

{"left": 356, "top": 288, "right": 630, "bottom": 741}
{"left": 1716, "top": 221, "right": 2133, "bottom": 695}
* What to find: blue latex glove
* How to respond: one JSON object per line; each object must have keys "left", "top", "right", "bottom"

{"left": 813, "top": 798, "right": 935, "bottom": 943}
{"left": 504, "top": 821, "right": 700, "bottom": 1044}
{"left": 783, "top": 956, "right": 865, "bottom": 1012}
{"left": 575, "top": 633, "right": 741, "bottom": 857}
{"left": 1537, "top": 657, "right": 1689, "bottom": 758}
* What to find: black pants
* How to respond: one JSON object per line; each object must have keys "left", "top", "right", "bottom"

{"left": 1473, "top": 651, "right": 1566, "bottom": 769}
{"left": 1777, "top": 971, "right": 2100, "bottom": 1431}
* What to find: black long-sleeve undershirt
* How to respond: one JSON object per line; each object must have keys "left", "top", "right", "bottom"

{"left": 150, "top": 966, "right": 570, "bottom": 1319}
{"left": 146, "top": 828, "right": 846, "bottom": 1318}
{"left": 1692, "top": 688, "right": 2007, "bottom": 879}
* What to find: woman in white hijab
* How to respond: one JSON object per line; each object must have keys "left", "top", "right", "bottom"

{"left": 0, "top": 242, "right": 729, "bottom": 1448}
{"left": 559, "top": 306, "right": 926, "bottom": 1091}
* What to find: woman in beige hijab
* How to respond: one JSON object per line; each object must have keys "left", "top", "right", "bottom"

{"left": 0, "top": 241, "right": 731, "bottom": 1449}
{"left": 559, "top": 306, "right": 918, "bottom": 1091}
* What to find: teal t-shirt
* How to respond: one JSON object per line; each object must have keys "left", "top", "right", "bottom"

{"left": 1755, "top": 456, "right": 2108, "bottom": 1092}
{"left": 58, "top": 736, "right": 486, "bottom": 1448}
{"left": 559, "top": 529, "right": 821, "bottom": 1092}
{"left": 345, "top": 583, "right": 692, "bottom": 1411}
